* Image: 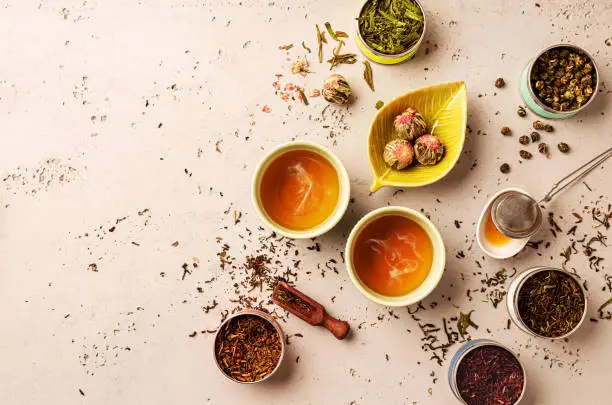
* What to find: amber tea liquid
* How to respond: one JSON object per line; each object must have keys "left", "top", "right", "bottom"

{"left": 260, "top": 149, "right": 339, "bottom": 231}
{"left": 353, "top": 215, "right": 433, "bottom": 296}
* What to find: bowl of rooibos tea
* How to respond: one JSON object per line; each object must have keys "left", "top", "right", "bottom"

{"left": 252, "top": 141, "right": 350, "bottom": 239}
{"left": 213, "top": 310, "right": 285, "bottom": 384}
{"left": 507, "top": 267, "right": 587, "bottom": 339}
{"left": 345, "top": 206, "right": 445, "bottom": 306}
{"left": 449, "top": 339, "right": 526, "bottom": 405}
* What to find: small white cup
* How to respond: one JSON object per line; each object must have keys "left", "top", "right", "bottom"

{"left": 345, "top": 206, "right": 446, "bottom": 306}
{"left": 251, "top": 141, "right": 350, "bottom": 239}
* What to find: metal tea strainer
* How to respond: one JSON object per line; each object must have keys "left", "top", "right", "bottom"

{"left": 492, "top": 147, "right": 612, "bottom": 239}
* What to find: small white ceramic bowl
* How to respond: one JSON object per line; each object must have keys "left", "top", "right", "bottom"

{"left": 476, "top": 187, "right": 534, "bottom": 259}
{"left": 345, "top": 206, "right": 446, "bottom": 306}
{"left": 251, "top": 141, "right": 351, "bottom": 239}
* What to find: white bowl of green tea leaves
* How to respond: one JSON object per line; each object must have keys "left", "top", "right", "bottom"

{"left": 213, "top": 310, "right": 285, "bottom": 383}
{"left": 356, "top": 0, "right": 426, "bottom": 64}
{"left": 507, "top": 267, "right": 587, "bottom": 339}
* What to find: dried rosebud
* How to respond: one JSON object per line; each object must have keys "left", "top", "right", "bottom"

{"left": 414, "top": 134, "right": 445, "bottom": 165}
{"left": 530, "top": 131, "right": 540, "bottom": 142}
{"left": 517, "top": 106, "right": 527, "bottom": 117}
{"left": 495, "top": 78, "right": 505, "bottom": 88}
{"left": 500, "top": 163, "right": 510, "bottom": 174}
{"left": 558, "top": 142, "right": 570, "bottom": 153}
{"left": 394, "top": 107, "right": 427, "bottom": 141}
{"left": 520, "top": 150, "right": 532, "bottom": 159}
{"left": 538, "top": 142, "right": 547, "bottom": 154}
{"left": 322, "top": 74, "right": 351, "bottom": 105}
{"left": 383, "top": 139, "right": 414, "bottom": 170}
{"left": 519, "top": 135, "right": 530, "bottom": 145}
{"left": 501, "top": 126, "right": 511, "bottom": 136}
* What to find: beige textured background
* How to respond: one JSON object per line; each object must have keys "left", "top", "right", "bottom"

{"left": 1, "top": 0, "right": 611, "bottom": 404}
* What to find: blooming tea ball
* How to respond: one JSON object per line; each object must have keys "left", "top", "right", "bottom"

{"left": 383, "top": 139, "right": 414, "bottom": 170}
{"left": 393, "top": 107, "right": 427, "bottom": 141}
{"left": 322, "top": 74, "right": 351, "bottom": 105}
{"left": 414, "top": 134, "right": 444, "bottom": 165}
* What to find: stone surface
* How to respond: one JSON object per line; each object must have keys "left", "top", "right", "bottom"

{"left": 0, "top": 0, "right": 611, "bottom": 404}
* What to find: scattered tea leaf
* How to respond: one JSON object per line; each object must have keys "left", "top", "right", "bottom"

{"left": 297, "top": 88, "right": 309, "bottom": 106}
{"left": 457, "top": 310, "right": 479, "bottom": 337}
{"left": 375, "top": 100, "right": 384, "bottom": 109}
{"left": 171, "top": 241, "right": 179, "bottom": 247}
{"left": 324, "top": 22, "right": 343, "bottom": 43}
{"left": 278, "top": 43, "right": 294, "bottom": 50}
{"left": 335, "top": 31, "right": 349, "bottom": 38}
{"left": 315, "top": 24, "right": 326, "bottom": 63}
{"left": 363, "top": 60, "right": 375, "bottom": 91}
{"left": 302, "top": 41, "right": 311, "bottom": 53}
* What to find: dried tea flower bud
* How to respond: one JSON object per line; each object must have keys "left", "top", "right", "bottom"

{"left": 520, "top": 150, "right": 532, "bottom": 159}
{"left": 500, "top": 163, "right": 510, "bottom": 174}
{"left": 322, "top": 74, "right": 351, "bottom": 105}
{"left": 383, "top": 139, "right": 414, "bottom": 170}
{"left": 544, "top": 124, "right": 554, "bottom": 132}
{"left": 393, "top": 107, "right": 427, "bottom": 141}
{"left": 517, "top": 106, "right": 527, "bottom": 117}
{"left": 538, "top": 142, "right": 547, "bottom": 154}
{"left": 495, "top": 78, "right": 505, "bottom": 88}
{"left": 557, "top": 142, "right": 570, "bottom": 153}
{"left": 519, "top": 135, "right": 530, "bottom": 145}
{"left": 414, "top": 134, "right": 445, "bottom": 165}
{"left": 533, "top": 120, "right": 545, "bottom": 130}
{"left": 530, "top": 131, "right": 540, "bottom": 142}
{"left": 501, "top": 126, "right": 511, "bottom": 136}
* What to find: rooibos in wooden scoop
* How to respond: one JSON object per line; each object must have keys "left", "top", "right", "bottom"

{"left": 271, "top": 281, "right": 350, "bottom": 340}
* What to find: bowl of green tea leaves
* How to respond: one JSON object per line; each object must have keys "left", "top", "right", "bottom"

{"left": 356, "top": 0, "right": 426, "bottom": 64}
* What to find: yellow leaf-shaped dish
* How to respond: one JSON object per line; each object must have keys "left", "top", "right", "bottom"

{"left": 368, "top": 81, "right": 468, "bottom": 192}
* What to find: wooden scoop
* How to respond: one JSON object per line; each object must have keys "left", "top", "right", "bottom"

{"left": 271, "top": 281, "right": 350, "bottom": 340}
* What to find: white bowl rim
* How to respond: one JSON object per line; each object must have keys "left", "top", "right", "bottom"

{"left": 476, "top": 187, "right": 532, "bottom": 259}
{"left": 251, "top": 140, "right": 351, "bottom": 239}
{"left": 345, "top": 206, "right": 446, "bottom": 306}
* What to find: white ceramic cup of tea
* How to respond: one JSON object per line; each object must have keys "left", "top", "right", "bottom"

{"left": 345, "top": 206, "right": 446, "bottom": 306}
{"left": 251, "top": 140, "right": 351, "bottom": 239}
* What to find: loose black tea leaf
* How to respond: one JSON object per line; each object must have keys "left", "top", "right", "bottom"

{"left": 517, "top": 270, "right": 585, "bottom": 337}
{"left": 278, "top": 44, "right": 293, "bottom": 50}
{"left": 215, "top": 315, "right": 282, "bottom": 382}
{"left": 363, "top": 60, "right": 375, "bottom": 91}
{"left": 358, "top": 0, "right": 424, "bottom": 55}
{"left": 495, "top": 77, "right": 505, "bottom": 88}
{"left": 302, "top": 41, "right": 311, "bottom": 53}
{"left": 501, "top": 126, "right": 511, "bottom": 136}
{"left": 558, "top": 142, "right": 570, "bottom": 153}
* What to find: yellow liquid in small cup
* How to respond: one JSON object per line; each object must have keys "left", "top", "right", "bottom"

{"left": 353, "top": 215, "right": 433, "bottom": 297}
{"left": 260, "top": 150, "right": 339, "bottom": 231}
